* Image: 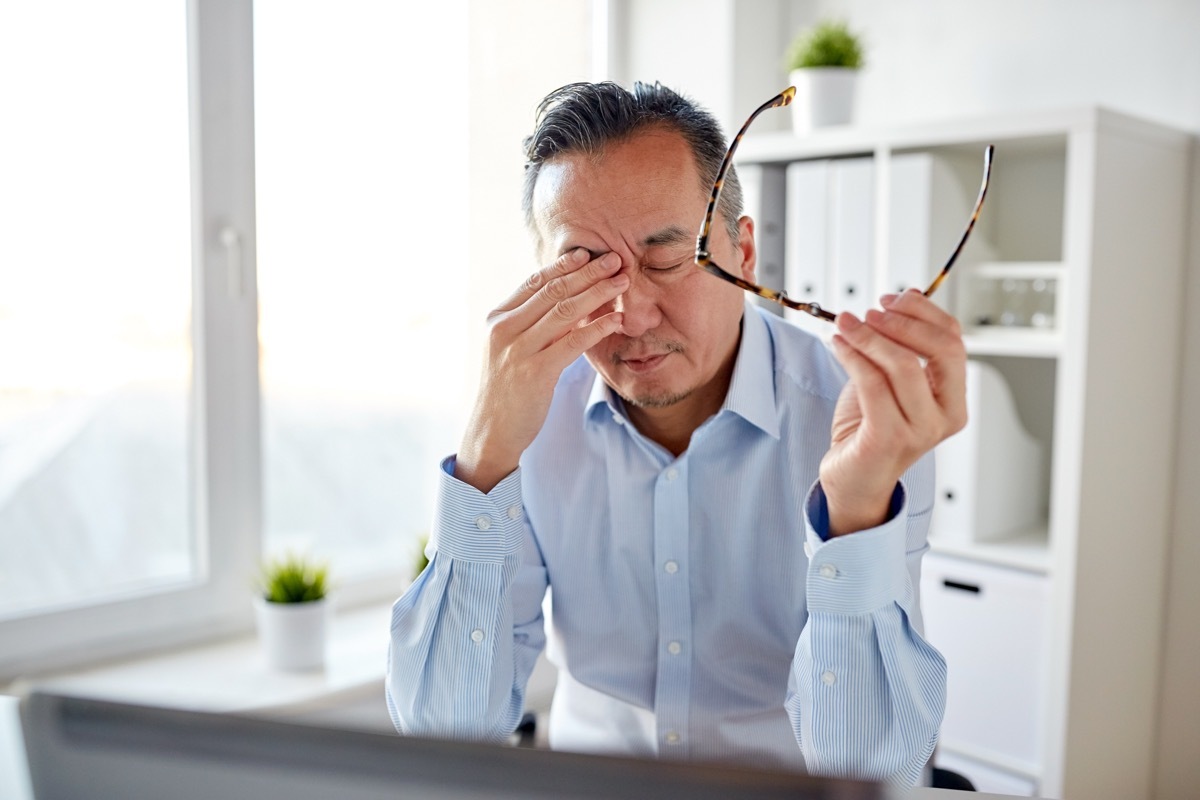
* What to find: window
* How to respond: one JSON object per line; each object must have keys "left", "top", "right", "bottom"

{"left": 0, "top": 2, "right": 193, "bottom": 618}
{"left": 0, "top": 0, "right": 595, "bottom": 679}
{"left": 253, "top": 1, "right": 470, "bottom": 593}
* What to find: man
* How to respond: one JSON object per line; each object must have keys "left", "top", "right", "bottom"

{"left": 386, "top": 81, "right": 964, "bottom": 787}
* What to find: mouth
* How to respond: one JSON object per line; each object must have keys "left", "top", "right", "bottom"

{"left": 620, "top": 353, "right": 669, "bottom": 374}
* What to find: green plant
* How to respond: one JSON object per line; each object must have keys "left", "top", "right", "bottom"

{"left": 413, "top": 533, "right": 430, "bottom": 579}
{"left": 785, "top": 19, "right": 865, "bottom": 70}
{"left": 258, "top": 553, "right": 329, "bottom": 603}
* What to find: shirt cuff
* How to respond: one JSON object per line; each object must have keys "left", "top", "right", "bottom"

{"left": 430, "top": 455, "right": 526, "bottom": 564}
{"left": 803, "top": 480, "right": 909, "bottom": 615}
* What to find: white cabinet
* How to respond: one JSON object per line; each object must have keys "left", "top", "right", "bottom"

{"left": 737, "top": 107, "right": 1190, "bottom": 800}
{"left": 921, "top": 552, "right": 1050, "bottom": 788}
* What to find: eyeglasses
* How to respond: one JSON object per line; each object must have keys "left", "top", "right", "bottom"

{"left": 695, "top": 87, "right": 995, "bottom": 321}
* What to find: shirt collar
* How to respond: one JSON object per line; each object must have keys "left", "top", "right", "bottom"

{"left": 584, "top": 300, "right": 779, "bottom": 438}
{"left": 585, "top": 365, "right": 622, "bottom": 425}
{"left": 720, "top": 300, "right": 780, "bottom": 439}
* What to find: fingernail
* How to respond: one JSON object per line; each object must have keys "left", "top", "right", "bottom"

{"left": 611, "top": 273, "right": 630, "bottom": 289}
{"left": 572, "top": 248, "right": 589, "bottom": 263}
{"left": 865, "top": 308, "right": 885, "bottom": 325}
{"left": 601, "top": 252, "right": 621, "bottom": 270}
{"left": 880, "top": 293, "right": 898, "bottom": 307}
{"left": 837, "top": 312, "right": 861, "bottom": 331}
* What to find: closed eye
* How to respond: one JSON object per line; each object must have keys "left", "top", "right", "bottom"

{"left": 644, "top": 261, "right": 687, "bottom": 273}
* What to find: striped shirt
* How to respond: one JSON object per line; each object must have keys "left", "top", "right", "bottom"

{"left": 387, "top": 301, "right": 946, "bottom": 787}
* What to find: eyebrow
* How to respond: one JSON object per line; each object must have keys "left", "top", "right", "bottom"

{"left": 641, "top": 225, "right": 693, "bottom": 248}
{"left": 560, "top": 224, "right": 694, "bottom": 261}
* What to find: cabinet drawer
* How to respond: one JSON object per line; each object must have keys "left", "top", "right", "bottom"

{"left": 920, "top": 552, "right": 1050, "bottom": 771}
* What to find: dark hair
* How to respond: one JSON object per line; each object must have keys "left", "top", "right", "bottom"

{"left": 521, "top": 81, "right": 743, "bottom": 248}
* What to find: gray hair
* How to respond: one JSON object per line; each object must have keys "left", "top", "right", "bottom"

{"left": 521, "top": 81, "right": 743, "bottom": 250}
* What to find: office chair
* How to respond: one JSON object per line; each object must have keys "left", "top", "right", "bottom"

{"left": 931, "top": 766, "right": 976, "bottom": 791}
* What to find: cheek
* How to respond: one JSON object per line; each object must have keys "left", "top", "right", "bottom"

{"left": 667, "top": 273, "right": 744, "bottom": 333}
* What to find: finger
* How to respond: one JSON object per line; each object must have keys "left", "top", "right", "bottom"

{"left": 863, "top": 305, "right": 968, "bottom": 427}
{"left": 524, "top": 266, "right": 630, "bottom": 348}
{"left": 863, "top": 306, "right": 964, "bottom": 361}
{"left": 506, "top": 253, "right": 624, "bottom": 338}
{"left": 493, "top": 247, "right": 593, "bottom": 315}
{"left": 881, "top": 288, "right": 963, "bottom": 333}
{"left": 543, "top": 311, "right": 625, "bottom": 371}
{"left": 829, "top": 331, "right": 907, "bottom": 434}
{"left": 836, "top": 312, "right": 938, "bottom": 428}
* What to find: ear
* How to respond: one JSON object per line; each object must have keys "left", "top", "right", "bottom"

{"left": 736, "top": 215, "right": 757, "bottom": 283}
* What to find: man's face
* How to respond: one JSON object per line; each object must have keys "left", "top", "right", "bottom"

{"left": 531, "top": 127, "right": 756, "bottom": 414}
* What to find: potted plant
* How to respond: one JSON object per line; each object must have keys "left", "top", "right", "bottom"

{"left": 412, "top": 533, "right": 430, "bottom": 580}
{"left": 784, "top": 19, "right": 865, "bottom": 133}
{"left": 253, "top": 553, "right": 331, "bottom": 672}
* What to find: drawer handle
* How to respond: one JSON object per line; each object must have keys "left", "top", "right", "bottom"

{"left": 942, "top": 579, "right": 981, "bottom": 594}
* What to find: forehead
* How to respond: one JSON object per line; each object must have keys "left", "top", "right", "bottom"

{"left": 531, "top": 128, "right": 709, "bottom": 255}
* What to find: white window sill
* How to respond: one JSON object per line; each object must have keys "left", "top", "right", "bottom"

{"left": 7, "top": 601, "right": 393, "bottom": 719}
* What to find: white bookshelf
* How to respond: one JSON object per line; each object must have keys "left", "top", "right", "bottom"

{"left": 737, "top": 106, "right": 1190, "bottom": 799}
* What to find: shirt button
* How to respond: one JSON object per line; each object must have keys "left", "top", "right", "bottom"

{"left": 664, "top": 731, "right": 681, "bottom": 745}
{"left": 665, "top": 467, "right": 679, "bottom": 481}
{"left": 471, "top": 629, "right": 485, "bottom": 643}
{"left": 474, "top": 515, "right": 492, "bottom": 531}
{"left": 819, "top": 564, "right": 837, "bottom": 579}
{"left": 506, "top": 505, "right": 521, "bottom": 520}
{"left": 667, "top": 641, "right": 682, "bottom": 656}
{"left": 612, "top": 414, "right": 625, "bottom": 425}
{"left": 821, "top": 670, "right": 837, "bottom": 686}
{"left": 664, "top": 560, "right": 679, "bottom": 574}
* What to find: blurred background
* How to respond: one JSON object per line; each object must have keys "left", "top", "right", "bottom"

{"left": 0, "top": 1, "right": 1196, "bottom": 798}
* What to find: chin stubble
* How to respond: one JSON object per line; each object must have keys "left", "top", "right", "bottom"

{"left": 610, "top": 337, "right": 688, "bottom": 409}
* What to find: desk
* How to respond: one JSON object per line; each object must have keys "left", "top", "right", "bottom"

{"left": 2, "top": 694, "right": 1022, "bottom": 800}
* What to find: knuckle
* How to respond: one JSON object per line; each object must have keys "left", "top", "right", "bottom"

{"left": 552, "top": 252, "right": 577, "bottom": 276}
{"left": 552, "top": 297, "right": 577, "bottom": 321}
{"left": 561, "top": 326, "right": 586, "bottom": 351}
{"left": 523, "top": 270, "right": 544, "bottom": 293}
{"left": 487, "top": 314, "right": 514, "bottom": 341}
{"left": 542, "top": 276, "right": 569, "bottom": 303}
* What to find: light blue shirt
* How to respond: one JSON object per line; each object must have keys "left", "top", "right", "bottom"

{"left": 387, "top": 302, "right": 946, "bottom": 786}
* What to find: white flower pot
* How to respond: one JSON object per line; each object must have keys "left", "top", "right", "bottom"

{"left": 253, "top": 595, "right": 330, "bottom": 671}
{"left": 788, "top": 67, "right": 859, "bottom": 134}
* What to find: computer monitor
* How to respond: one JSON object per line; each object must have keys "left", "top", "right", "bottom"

{"left": 20, "top": 691, "right": 884, "bottom": 800}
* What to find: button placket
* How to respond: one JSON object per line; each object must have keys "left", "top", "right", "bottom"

{"left": 652, "top": 458, "right": 691, "bottom": 757}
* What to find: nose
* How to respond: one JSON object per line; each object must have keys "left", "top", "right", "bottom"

{"left": 612, "top": 269, "right": 662, "bottom": 338}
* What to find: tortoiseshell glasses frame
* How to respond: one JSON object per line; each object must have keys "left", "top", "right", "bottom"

{"left": 695, "top": 87, "right": 995, "bottom": 321}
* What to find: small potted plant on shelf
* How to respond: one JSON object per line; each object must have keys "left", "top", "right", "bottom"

{"left": 784, "top": 18, "right": 865, "bottom": 134}
{"left": 254, "top": 553, "right": 331, "bottom": 672}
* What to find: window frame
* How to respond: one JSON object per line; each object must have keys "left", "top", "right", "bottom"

{"left": 0, "top": 0, "right": 261, "bottom": 680}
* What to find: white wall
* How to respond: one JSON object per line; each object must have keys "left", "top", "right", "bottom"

{"left": 614, "top": 1, "right": 1199, "bottom": 796}
{"left": 466, "top": 0, "right": 593, "bottom": 398}
{"left": 787, "top": 0, "right": 1200, "bottom": 132}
